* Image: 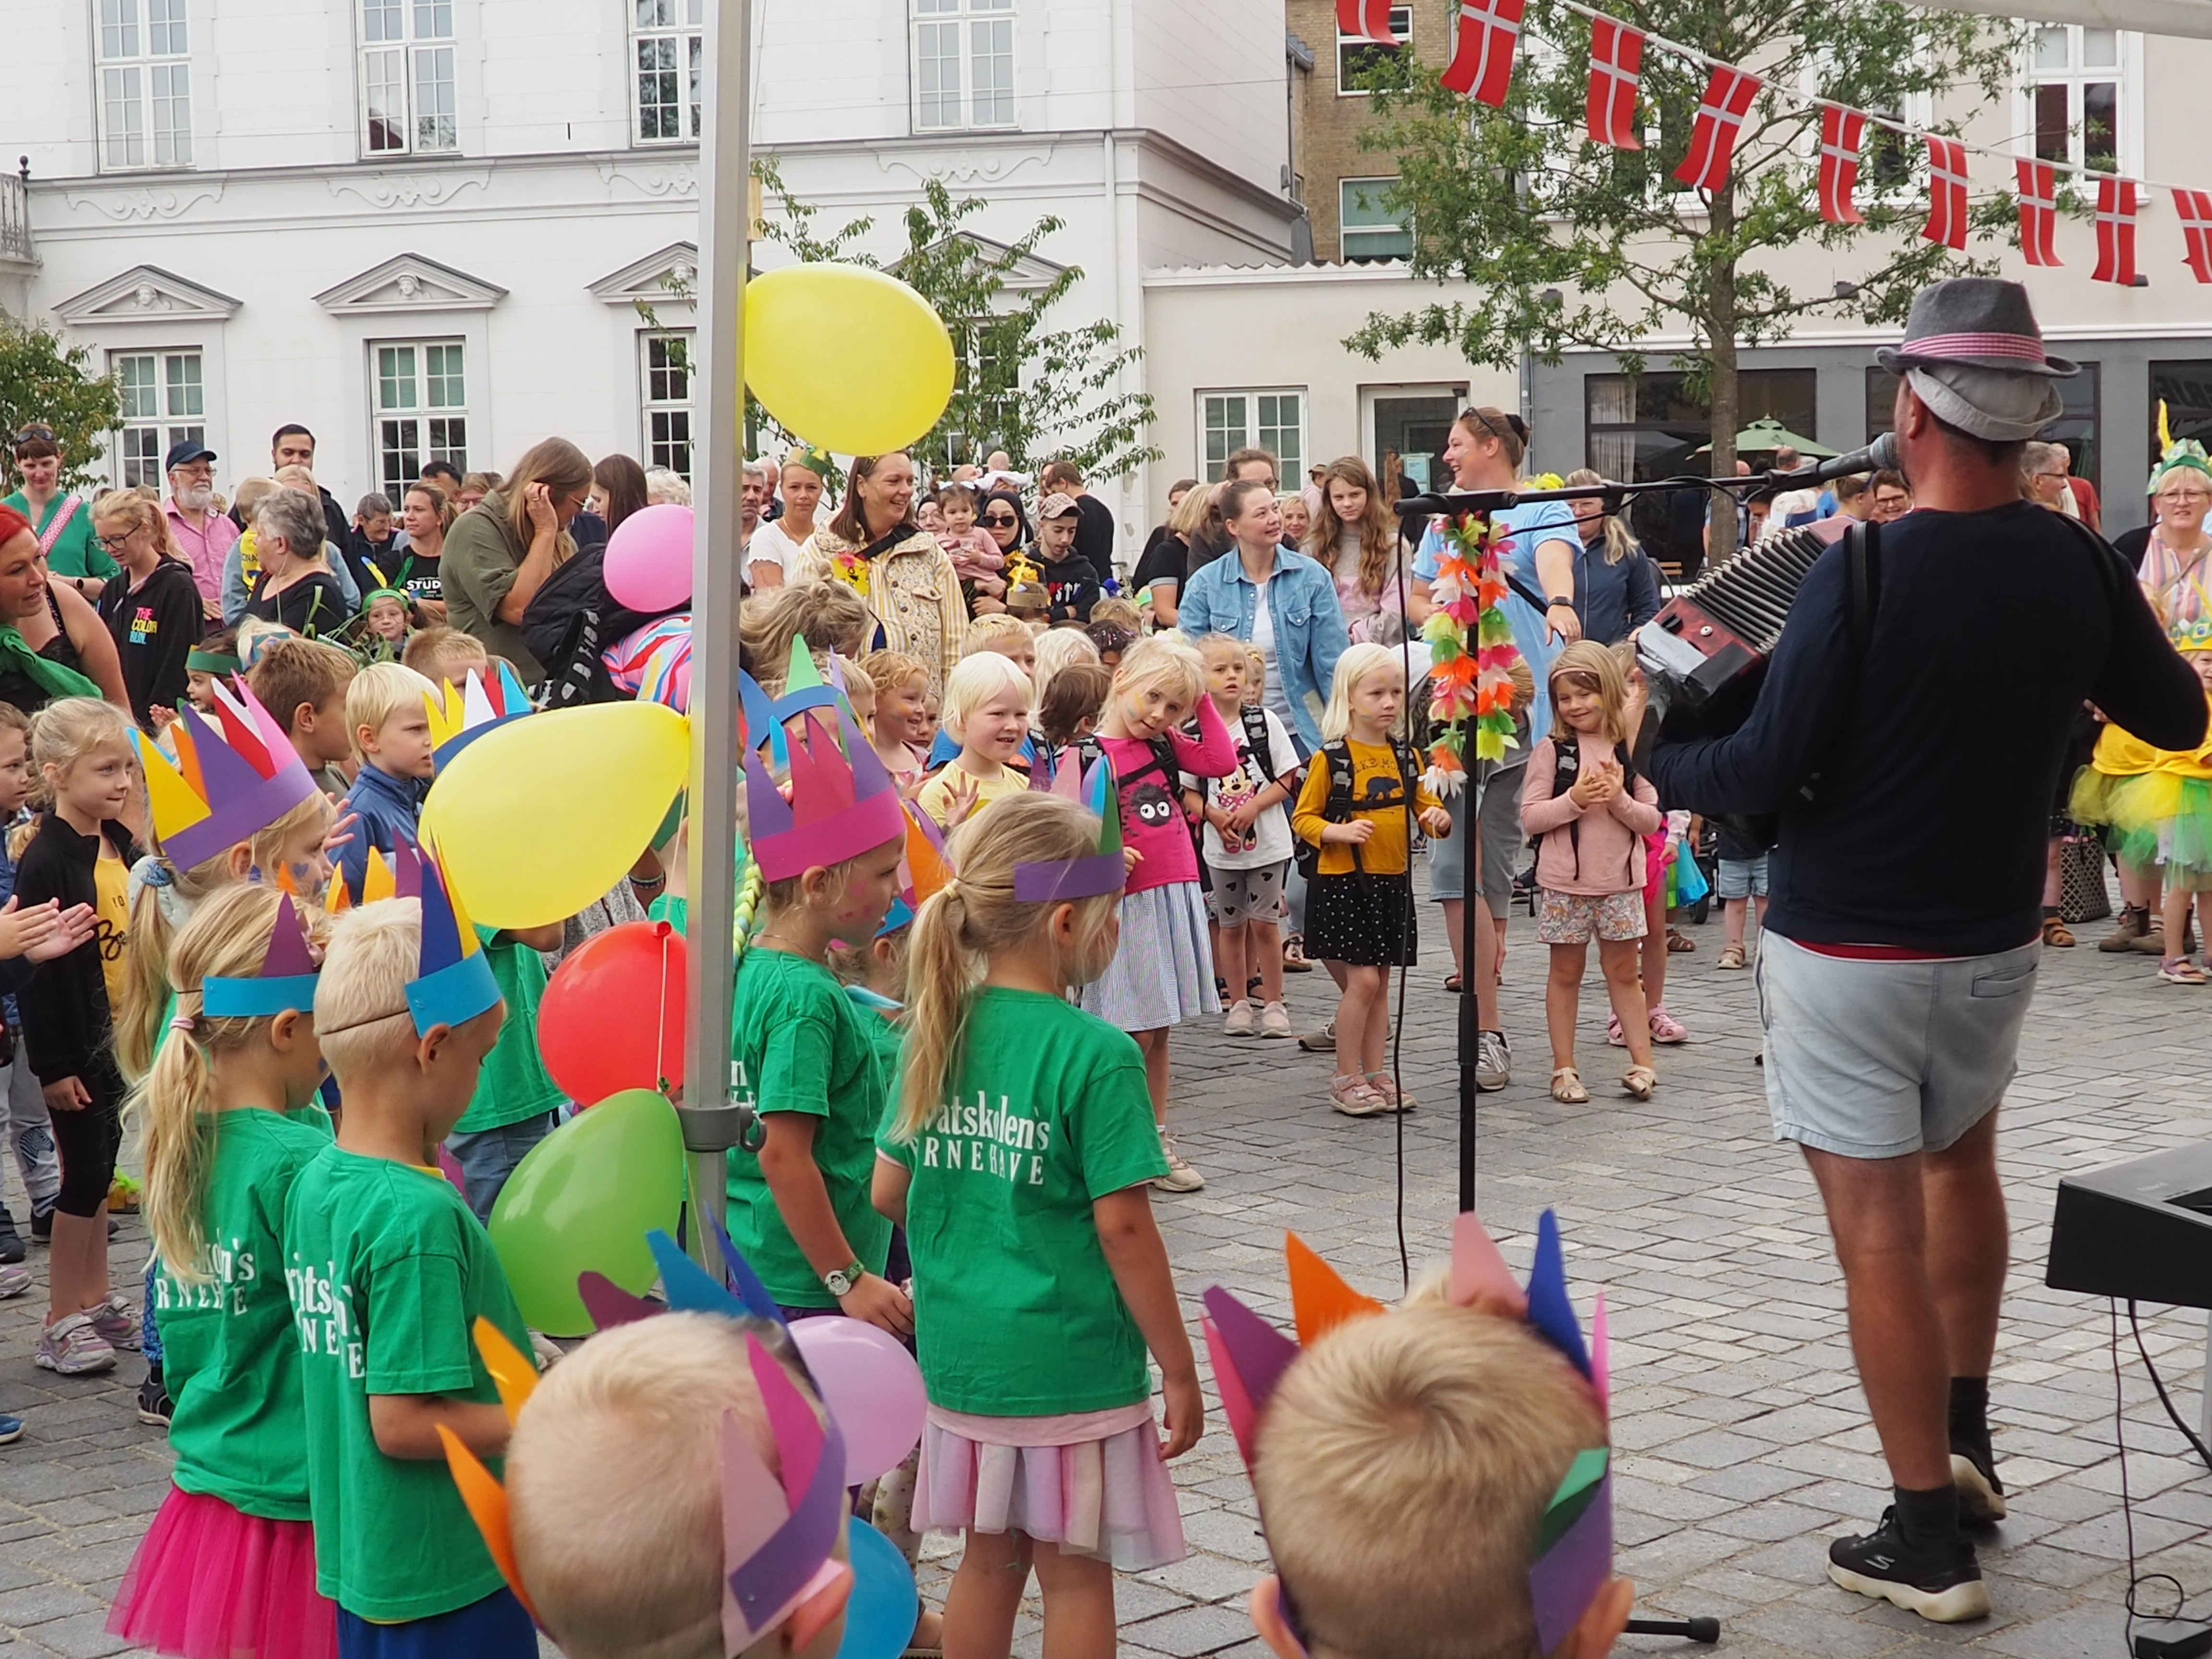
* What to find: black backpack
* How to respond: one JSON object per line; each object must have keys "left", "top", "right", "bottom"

{"left": 518, "top": 545, "right": 682, "bottom": 708}
{"left": 1293, "top": 737, "right": 1416, "bottom": 879}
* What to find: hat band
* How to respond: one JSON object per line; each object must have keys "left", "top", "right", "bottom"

{"left": 1900, "top": 331, "right": 2047, "bottom": 365}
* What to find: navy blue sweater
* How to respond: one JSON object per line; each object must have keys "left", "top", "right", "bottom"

{"left": 1648, "top": 502, "right": 2204, "bottom": 955}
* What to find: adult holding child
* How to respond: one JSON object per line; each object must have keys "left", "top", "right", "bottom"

{"left": 795, "top": 451, "right": 967, "bottom": 694}
{"left": 442, "top": 438, "right": 595, "bottom": 685}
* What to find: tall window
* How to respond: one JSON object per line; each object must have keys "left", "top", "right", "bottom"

{"left": 632, "top": 0, "right": 702, "bottom": 144}
{"left": 373, "top": 341, "right": 468, "bottom": 497}
{"left": 361, "top": 0, "right": 457, "bottom": 156}
{"left": 641, "top": 333, "right": 694, "bottom": 480}
{"left": 2026, "top": 25, "right": 2124, "bottom": 175}
{"left": 1336, "top": 5, "right": 1409, "bottom": 92}
{"left": 1199, "top": 391, "right": 1304, "bottom": 485}
{"left": 112, "top": 349, "right": 204, "bottom": 488}
{"left": 96, "top": 0, "right": 192, "bottom": 170}
{"left": 1584, "top": 369, "right": 1815, "bottom": 481}
{"left": 912, "top": 0, "right": 1015, "bottom": 132}
{"left": 1340, "top": 178, "right": 1411, "bottom": 262}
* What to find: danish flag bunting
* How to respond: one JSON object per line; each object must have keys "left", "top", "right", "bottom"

{"left": 2176, "top": 190, "right": 2212, "bottom": 284}
{"left": 1672, "top": 67, "right": 1760, "bottom": 192}
{"left": 1441, "top": 0, "right": 1526, "bottom": 106}
{"left": 2093, "top": 178, "right": 2140, "bottom": 284}
{"left": 1585, "top": 19, "right": 1643, "bottom": 148}
{"left": 1336, "top": 0, "right": 1397, "bottom": 45}
{"left": 2014, "top": 160, "right": 2060, "bottom": 266}
{"left": 1816, "top": 107, "right": 1864, "bottom": 225}
{"left": 1921, "top": 137, "right": 1970, "bottom": 249}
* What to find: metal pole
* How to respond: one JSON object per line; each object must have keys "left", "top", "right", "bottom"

{"left": 679, "top": 0, "right": 752, "bottom": 1275}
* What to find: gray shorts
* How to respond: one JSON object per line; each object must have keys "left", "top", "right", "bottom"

{"left": 1755, "top": 932, "right": 2038, "bottom": 1159}
{"left": 1209, "top": 861, "right": 1287, "bottom": 929}
{"left": 1427, "top": 761, "right": 1524, "bottom": 917}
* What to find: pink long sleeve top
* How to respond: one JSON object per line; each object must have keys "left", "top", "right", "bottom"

{"left": 1519, "top": 735, "right": 1662, "bottom": 897}
{"left": 1097, "top": 694, "right": 1237, "bottom": 896}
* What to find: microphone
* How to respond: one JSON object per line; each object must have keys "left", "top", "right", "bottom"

{"left": 1764, "top": 432, "right": 1897, "bottom": 492}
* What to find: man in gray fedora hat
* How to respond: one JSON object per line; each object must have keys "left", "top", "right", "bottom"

{"left": 1648, "top": 277, "right": 2205, "bottom": 1622}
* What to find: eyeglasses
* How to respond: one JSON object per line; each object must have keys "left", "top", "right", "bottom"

{"left": 97, "top": 530, "right": 135, "bottom": 551}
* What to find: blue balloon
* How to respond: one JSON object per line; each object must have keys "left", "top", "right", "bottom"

{"left": 834, "top": 1520, "right": 918, "bottom": 1659}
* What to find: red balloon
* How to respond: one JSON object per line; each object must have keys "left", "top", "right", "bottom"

{"left": 539, "top": 921, "right": 687, "bottom": 1106}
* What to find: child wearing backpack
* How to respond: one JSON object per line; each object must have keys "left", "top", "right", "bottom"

{"left": 1292, "top": 645, "right": 1450, "bottom": 1118}
{"left": 1519, "top": 641, "right": 1661, "bottom": 1105}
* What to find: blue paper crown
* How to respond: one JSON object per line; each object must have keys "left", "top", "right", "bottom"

{"left": 394, "top": 838, "right": 502, "bottom": 1035}
{"left": 201, "top": 893, "right": 321, "bottom": 1018}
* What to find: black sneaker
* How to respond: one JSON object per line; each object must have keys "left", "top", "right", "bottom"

{"left": 0, "top": 1211, "right": 22, "bottom": 1265}
{"left": 137, "top": 1369, "right": 173, "bottom": 1428}
{"left": 1827, "top": 1507, "right": 1991, "bottom": 1623}
{"left": 29, "top": 1207, "right": 50, "bottom": 1244}
{"left": 1951, "top": 1440, "right": 2007, "bottom": 1524}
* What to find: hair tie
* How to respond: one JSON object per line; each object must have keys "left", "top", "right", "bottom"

{"left": 939, "top": 877, "right": 960, "bottom": 901}
{"left": 168, "top": 1013, "right": 196, "bottom": 1034}
{"left": 142, "top": 861, "right": 174, "bottom": 889}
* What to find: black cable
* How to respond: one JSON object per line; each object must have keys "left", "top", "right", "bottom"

{"left": 2127, "top": 1299, "right": 2212, "bottom": 1473}
{"left": 2113, "top": 1300, "right": 2193, "bottom": 1653}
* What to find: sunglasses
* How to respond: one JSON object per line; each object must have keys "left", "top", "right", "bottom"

{"left": 1461, "top": 407, "right": 1530, "bottom": 448}
{"left": 981, "top": 514, "right": 1017, "bottom": 526}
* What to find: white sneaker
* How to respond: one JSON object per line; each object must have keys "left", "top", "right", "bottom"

{"left": 1259, "top": 1000, "right": 1293, "bottom": 1037}
{"left": 35, "top": 1310, "right": 116, "bottom": 1376}
{"left": 1153, "top": 1133, "right": 1205, "bottom": 1193}
{"left": 1223, "top": 1000, "right": 1255, "bottom": 1036}
{"left": 0, "top": 1262, "right": 29, "bottom": 1299}
{"left": 1476, "top": 1030, "right": 1512, "bottom": 1091}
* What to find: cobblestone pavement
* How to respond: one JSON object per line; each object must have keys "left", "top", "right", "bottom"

{"left": 5, "top": 897, "right": 2211, "bottom": 1657}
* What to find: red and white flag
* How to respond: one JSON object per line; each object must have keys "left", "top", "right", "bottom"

{"left": 1585, "top": 19, "right": 1642, "bottom": 148}
{"left": 1921, "top": 137, "right": 1970, "bottom": 249}
{"left": 2094, "top": 178, "right": 2140, "bottom": 284}
{"left": 1337, "top": 0, "right": 1397, "bottom": 45}
{"left": 1671, "top": 67, "right": 1760, "bottom": 192}
{"left": 2015, "top": 160, "right": 2060, "bottom": 266}
{"left": 2177, "top": 189, "right": 2212, "bottom": 284}
{"left": 1817, "top": 107, "right": 1864, "bottom": 225}
{"left": 1441, "top": 0, "right": 1525, "bottom": 106}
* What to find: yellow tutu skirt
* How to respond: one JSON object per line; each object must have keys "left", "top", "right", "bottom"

{"left": 2071, "top": 769, "right": 2212, "bottom": 880}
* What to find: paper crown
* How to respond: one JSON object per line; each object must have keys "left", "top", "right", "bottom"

{"left": 2172, "top": 613, "right": 2212, "bottom": 654}
{"left": 200, "top": 892, "right": 320, "bottom": 1019}
{"left": 387, "top": 837, "right": 501, "bottom": 1034}
{"left": 737, "top": 637, "right": 850, "bottom": 768}
{"left": 1012, "top": 752, "right": 1125, "bottom": 902}
{"left": 745, "top": 703, "right": 907, "bottom": 884}
{"left": 135, "top": 678, "right": 321, "bottom": 872}
{"left": 426, "top": 661, "right": 534, "bottom": 769}
{"left": 2148, "top": 437, "right": 2212, "bottom": 496}
{"left": 1202, "top": 1212, "right": 1611, "bottom": 1659}
{"left": 877, "top": 800, "right": 950, "bottom": 937}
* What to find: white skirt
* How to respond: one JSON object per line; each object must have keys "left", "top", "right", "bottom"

{"left": 1079, "top": 880, "right": 1217, "bottom": 1032}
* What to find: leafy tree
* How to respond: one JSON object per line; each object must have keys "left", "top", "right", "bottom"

{"left": 1345, "top": 0, "right": 2018, "bottom": 547}
{"left": 0, "top": 319, "right": 120, "bottom": 493}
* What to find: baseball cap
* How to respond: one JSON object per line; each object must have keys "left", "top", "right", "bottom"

{"left": 165, "top": 439, "right": 218, "bottom": 471}
{"left": 1037, "top": 492, "right": 1081, "bottom": 521}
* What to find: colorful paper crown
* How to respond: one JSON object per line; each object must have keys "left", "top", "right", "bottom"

{"left": 1013, "top": 752, "right": 1125, "bottom": 902}
{"left": 184, "top": 646, "right": 240, "bottom": 675}
{"left": 426, "top": 662, "right": 534, "bottom": 769}
{"left": 201, "top": 893, "right": 320, "bottom": 1019}
{"left": 737, "top": 637, "right": 849, "bottom": 769}
{"left": 878, "top": 800, "right": 950, "bottom": 937}
{"left": 135, "top": 678, "right": 320, "bottom": 871}
{"left": 745, "top": 703, "right": 906, "bottom": 884}
{"left": 1202, "top": 1212, "right": 1611, "bottom": 1659}
{"left": 2172, "top": 613, "right": 2212, "bottom": 654}
{"left": 2148, "top": 437, "right": 2212, "bottom": 496}
{"left": 391, "top": 838, "right": 501, "bottom": 1034}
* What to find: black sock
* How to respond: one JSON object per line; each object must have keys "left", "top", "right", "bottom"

{"left": 2042, "top": 904, "right": 2060, "bottom": 920}
{"left": 145, "top": 1358, "right": 163, "bottom": 1387}
{"left": 1948, "top": 1375, "right": 1990, "bottom": 1448}
{"left": 1894, "top": 1482, "right": 1960, "bottom": 1552}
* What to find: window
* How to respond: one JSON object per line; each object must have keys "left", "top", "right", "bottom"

{"left": 632, "top": 0, "right": 702, "bottom": 144}
{"left": 360, "top": 0, "right": 457, "bottom": 156}
{"left": 641, "top": 332, "right": 694, "bottom": 480}
{"left": 96, "top": 0, "right": 192, "bottom": 170}
{"left": 2152, "top": 362, "right": 2212, "bottom": 476}
{"left": 1584, "top": 369, "right": 1815, "bottom": 481}
{"left": 1198, "top": 391, "right": 1304, "bottom": 485}
{"left": 373, "top": 340, "right": 468, "bottom": 497}
{"left": 111, "top": 349, "right": 204, "bottom": 488}
{"left": 1340, "top": 178, "right": 1411, "bottom": 262}
{"left": 912, "top": 0, "right": 1015, "bottom": 132}
{"left": 2025, "top": 24, "right": 2126, "bottom": 175}
{"left": 1868, "top": 363, "right": 2100, "bottom": 492}
{"left": 1336, "top": 5, "right": 1410, "bottom": 92}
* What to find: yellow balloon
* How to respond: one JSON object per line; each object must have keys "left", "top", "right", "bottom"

{"left": 421, "top": 702, "right": 689, "bottom": 929}
{"left": 745, "top": 264, "right": 955, "bottom": 456}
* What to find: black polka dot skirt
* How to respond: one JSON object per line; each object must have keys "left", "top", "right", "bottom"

{"left": 1305, "top": 871, "right": 1417, "bottom": 967}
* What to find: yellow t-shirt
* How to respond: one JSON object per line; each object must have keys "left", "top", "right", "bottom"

{"left": 94, "top": 843, "right": 130, "bottom": 1013}
{"left": 1291, "top": 739, "right": 1441, "bottom": 878}
{"left": 916, "top": 762, "right": 1029, "bottom": 831}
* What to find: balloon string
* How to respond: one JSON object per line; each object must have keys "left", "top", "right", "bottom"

{"left": 655, "top": 927, "right": 672, "bottom": 1097}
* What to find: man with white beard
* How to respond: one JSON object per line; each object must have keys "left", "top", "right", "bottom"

{"left": 162, "top": 440, "right": 236, "bottom": 621}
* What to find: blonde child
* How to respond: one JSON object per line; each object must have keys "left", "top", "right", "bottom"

{"left": 1077, "top": 636, "right": 1236, "bottom": 1190}
{"left": 183, "top": 630, "right": 239, "bottom": 715}
{"left": 1519, "top": 641, "right": 1660, "bottom": 1103}
{"left": 860, "top": 649, "right": 931, "bottom": 797}
{"left": 875, "top": 793, "right": 1202, "bottom": 1658}
{"left": 739, "top": 580, "right": 874, "bottom": 696}
{"left": 399, "top": 625, "right": 489, "bottom": 689}
{"left": 1187, "top": 636, "right": 1301, "bottom": 1039}
{"left": 248, "top": 638, "right": 359, "bottom": 800}
{"left": 1031, "top": 623, "right": 1101, "bottom": 716}
{"left": 108, "top": 886, "right": 338, "bottom": 1659}
{"left": 917, "top": 653, "right": 1034, "bottom": 831}
{"left": 1291, "top": 646, "right": 1450, "bottom": 1117}
{"left": 338, "top": 661, "right": 439, "bottom": 902}
{"left": 290, "top": 875, "right": 535, "bottom": 1655}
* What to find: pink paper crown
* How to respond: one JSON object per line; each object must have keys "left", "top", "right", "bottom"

{"left": 744, "top": 705, "right": 906, "bottom": 883}
{"left": 135, "top": 677, "right": 320, "bottom": 871}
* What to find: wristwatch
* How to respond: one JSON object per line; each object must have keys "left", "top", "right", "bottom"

{"left": 1547, "top": 595, "right": 1574, "bottom": 608}
{"left": 822, "top": 1258, "right": 866, "bottom": 1298}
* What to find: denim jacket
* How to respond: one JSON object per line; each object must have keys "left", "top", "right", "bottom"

{"left": 1176, "top": 546, "right": 1349, "bottom": 750}
{"left": 339, "top": 761, "right": 427, "bottom": 902}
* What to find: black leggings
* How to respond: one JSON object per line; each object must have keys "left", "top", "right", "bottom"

{"left": 48, "top": 1051, "right": 123, "bottom": 1218}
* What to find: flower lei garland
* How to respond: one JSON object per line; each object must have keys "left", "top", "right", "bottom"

{"left": 1419, "top": 512, "right": 1521, "bottom": 793}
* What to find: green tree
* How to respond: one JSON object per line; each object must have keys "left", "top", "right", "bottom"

{"left": 1346, "top": 0, "right": 2018, "bottom": 548}
{"left": 0, "top": 318, "right": 120, "bottom": 493}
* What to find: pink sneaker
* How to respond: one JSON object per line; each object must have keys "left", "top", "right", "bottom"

{"left": 1648, "top": 1006, "right": 1689, "bottom": 1044}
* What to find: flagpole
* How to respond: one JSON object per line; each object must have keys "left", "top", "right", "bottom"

{"left": 679, "top": 0, "right": 751, "bottom": 1275}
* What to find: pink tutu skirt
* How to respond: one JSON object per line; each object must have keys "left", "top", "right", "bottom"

{"left": 912, "top": 1402, "right": 1187, "bottom": 1571}
{"left": 108, "top": 1485, "right": 337, "bottom": 1659}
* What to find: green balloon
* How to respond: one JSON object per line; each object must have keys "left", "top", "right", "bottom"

{"left": 488, "top": 1089, "right": 685, "bottom": 1336}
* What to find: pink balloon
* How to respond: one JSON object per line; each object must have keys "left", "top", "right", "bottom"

{"left": 788, "top": 1317, "right": 926, "bottom": 1485}
{"left": 604, "top": 503, "right": 695, "bottom": 612}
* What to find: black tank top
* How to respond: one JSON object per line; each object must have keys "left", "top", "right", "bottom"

{"left": 0, "top": 583, "right": 85, "bottom": 714}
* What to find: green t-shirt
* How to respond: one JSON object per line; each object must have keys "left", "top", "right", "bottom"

{"left": 451, "top": 928, "right": 563, "bottom": 1134}
{"left": 284, "top": 1143, "right": 529, "bottom": 1622}
{"left": 2, "top": 489, "right": 115, "bottom": 580}
{"left": 880, "top": 988, "right": 1168, "bottom": 1417}
{"left": 724, "top": 947, "right": 892, "bottom": 1309}
{"left": 156, "top": 1107, "right": 332, "bottom": 1520}
{"left": 649, "top": 892, "right": 687, "bottom": 936}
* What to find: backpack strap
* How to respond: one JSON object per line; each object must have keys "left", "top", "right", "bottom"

{"left": 1845, "top": 517, "right": 1883, "bottom": 656}
{"left": 1238, "top": 704, "right": 1274, "bottom": 774}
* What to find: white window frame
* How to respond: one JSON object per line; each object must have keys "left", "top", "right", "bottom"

{"left": 911, "top": 0, "right": 1017, "bottom": 134}
{"left": 630, "top": 0, "right": 703, "bottom": 145}
{"left": 95, "top": 0, "right": 193, "bottom": 172}
{"left": 358, "top": 0, "right": 458, "bottom": 158}
{"left": 2016, "top": 24, "right": 2142, "bottom": 179}
{"left": 1336, "top": 5, "right": 1410, "bottom": 95}
{"left": 1197, "top": 390, "right": 1306, "bottom": 486}
{"left": 640, "top": 330, "right": 695, "bottom": 481}
{"left": 110, "top": 347, "right": 205, "bottom": 489}
{"left": 370, "top": 338, "right": 469, "bottom": 499}
{"left": 1340, "top": 177, "right": 1412, "bottom": 262}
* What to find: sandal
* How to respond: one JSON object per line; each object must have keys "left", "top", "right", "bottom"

{"left": 1550, "top": 1066, "right": 1589, "bottom": 1105}
{"left": 1283, "top": 934, "right": 1314, "bottom": 973}
{"left": 1443, "top": 973, "right": 1464, "bottom": 994}
{"left": 1622, "top": 1064, "right": 1657, "bottom": 1100}
{"left": 2041, "top": 915, "right": 2076, "bottom": 948}
{"left": 1666, "top": 927, "right": 1696, "bottom": 953}
{"left": 1716, "top": 942, "right": 1746, "bottom": 970}
{"left": 1330, "top": 1075, "right": 1390, "bottom": 1117}
{"left": 2158, "top": 956, "right": 2209, "bottom": 985}
{"left": 1365, "top": 1072, "right": 1418, "bottom": 1111}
